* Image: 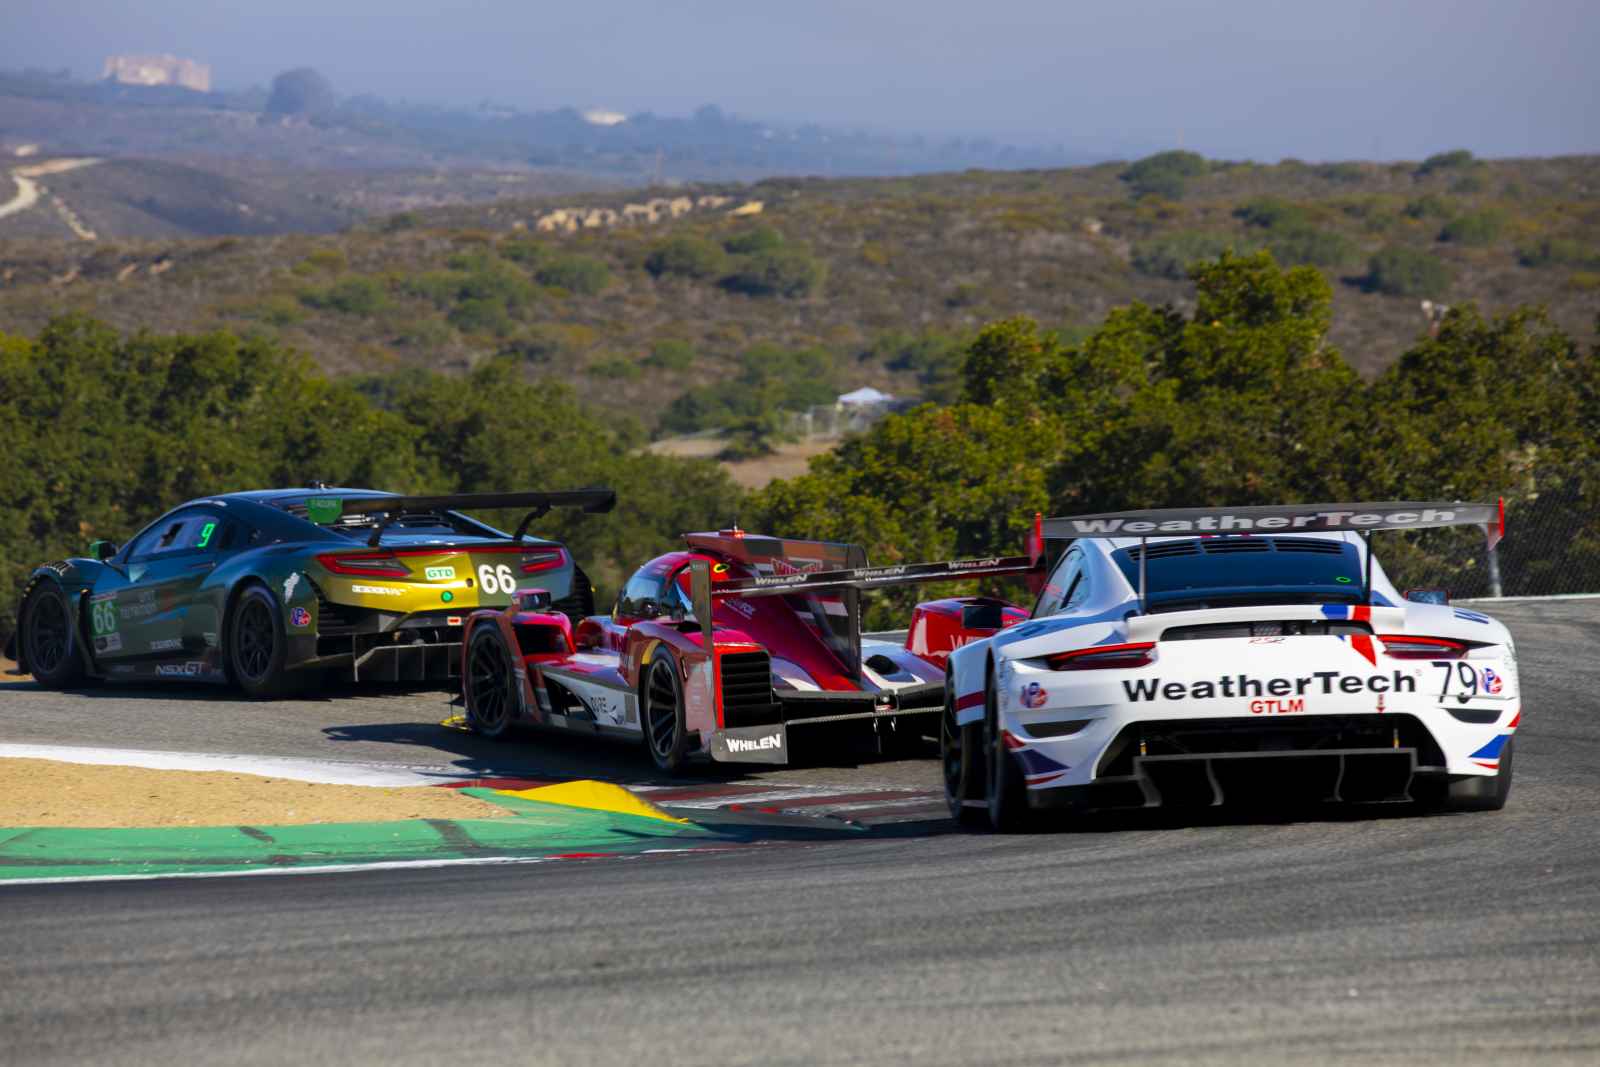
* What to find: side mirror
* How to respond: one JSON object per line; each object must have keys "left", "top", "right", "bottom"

{"left": 1404, "top": 588, "right": 1450, "bottom": 605}
{"left": 89, "top": 540, "right": 117, "bottom": 562}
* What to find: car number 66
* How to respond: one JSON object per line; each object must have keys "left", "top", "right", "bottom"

{"left": 477, "top": 563, "right": 517, "bottom": 595}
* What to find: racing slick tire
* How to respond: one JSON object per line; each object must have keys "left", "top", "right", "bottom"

{"left": 942, "top": 697, "right": 987, "bottom": 827}
{"left": 642, "top": 652, "right": 692, "bottom": 775}
{"left": 19, "top": 581, "right": 87, "bottom": 689}
{"left": 1439, "top": 738, "right": 1515, "bottom": 813}
{"left": 464, "top": 624, "right": 518, "bottom": 740}
{"left": 984, "top": 677, "right": 1031, "bottom": 832}
{"left": 226, "top": 584, "right": 301, "bottom": 699}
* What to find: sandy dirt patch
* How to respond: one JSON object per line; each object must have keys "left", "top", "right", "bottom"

{"left": 0, "top": 758, "right": 509, "bottom": 828}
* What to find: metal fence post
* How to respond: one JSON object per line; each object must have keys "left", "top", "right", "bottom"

{"left": 1485, "top": 528, "right": 1503, "bottom": 598}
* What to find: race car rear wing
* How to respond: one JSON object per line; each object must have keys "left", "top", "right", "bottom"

{"left": 687, "top": 550, "right": 1042, "bottom": 681}
{"left": 682, "top": 530, "right": 868, "bottom": 574}
{"left": 1042, "top": 500, "right": 1504, "bottom": 611}
{"left": 329, "top": 489, "right": 616, "bottom": 547}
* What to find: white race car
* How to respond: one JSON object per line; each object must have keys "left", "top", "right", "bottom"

{"left": 941, "top": 502, "right": 1519, "bottom": 829}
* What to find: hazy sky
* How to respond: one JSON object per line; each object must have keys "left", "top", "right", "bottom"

{"left": 5, "top": 1, "right": 1596, "bottom": 160}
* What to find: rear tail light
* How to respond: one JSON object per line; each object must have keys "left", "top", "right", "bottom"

{"left": 1378, "top": 634, "right": 1467, "bottom": 659}
{"left": 316, "top": 551, "right": 411, "bottom": 577}
{"left": 519, "top": 548, "right": 567, "bottom": 574}
{"left": 1045, "top": 642, "right": 1156, "bottom": 670}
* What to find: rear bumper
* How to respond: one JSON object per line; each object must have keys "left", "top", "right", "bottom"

{"left": 773, "top": 682, "right": 944, "bottom": 727}
{"left": 1029, "top": 745, "right": 1429, "bottom": 811}
{"left": 705, "top": 684, "right": 941, "bottom": 765}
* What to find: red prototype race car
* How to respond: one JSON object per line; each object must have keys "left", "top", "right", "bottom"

{"left": 458, "top": 528, "right": 1036, "bottom": 770}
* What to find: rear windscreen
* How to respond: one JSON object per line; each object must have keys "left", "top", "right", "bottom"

{"left": 1112, "top": 537, "right": 1365, "bottom": 608}
{"left": 277, "top": 501, "right": 505, "bottom": 540}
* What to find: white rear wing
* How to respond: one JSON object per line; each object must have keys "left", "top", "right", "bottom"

{"left": 1042, "top": 501, "right": 1504, "bottom": 612}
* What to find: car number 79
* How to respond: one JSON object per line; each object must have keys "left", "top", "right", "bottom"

{"left": 1435, "top": 661, "right": 1479, "bottom": 702}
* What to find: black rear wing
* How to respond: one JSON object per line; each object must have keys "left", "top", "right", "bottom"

{"left": 688, "top": 552, "right": 1041, "bottom": 681}
{"left": 328, "top": 489, "right": 615, "bottom": 547}
{"left": 1042, "top": 500, "right": 1504, "bottom": 610}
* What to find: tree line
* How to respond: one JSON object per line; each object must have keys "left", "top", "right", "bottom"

{"left": 3, "top": 251, "right": 1595, "bottom": 638}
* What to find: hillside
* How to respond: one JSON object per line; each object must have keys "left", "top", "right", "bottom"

{"left": 2, "top": 152, "right": 1596, "bottom": 434}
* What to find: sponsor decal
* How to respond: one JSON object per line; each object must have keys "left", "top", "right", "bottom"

{"left": 711, "top": 562, "right": 730, "bottom": 576}
{"left": 440, "top": 590, "right": 454, "bottom": 603}
{"left": 851, "top": 565, "right": 908, "bottom": 581}
{"left": 1066, "top": 507, "right": 1470, "bottom": 535}
{"left": 424, "top": 566, "right": 455, "bottom": 581}
{"left": 108, "top": 664, "right": 136, "bottom": 674}
{"left": 445, "top": 615, "right": 462, "bottom": 626}
{"left": 1123, "top": 671, "right": 1417, "bottom": 703}
{"left": 752, "top": 573, "right": 808, "bottom": 588}
{"left": 950, "top": 557, "right": 1001, "bottom": 571}
{"left": 289, "top": 607, "right": 311, "bottom": 627}
{"left": 1482, "top": 667, "right": 1503, "bottom": 695}
{"left": 771, "top": 558, "right": 822, "bottom": 576}
{"left": 305, "top": 498, "right": 343, "bottom": 525}
{"left": 1249, "top": 698, "right": 1305, "bottom": 714}
{"left": 93, "top": 633, "right": 123, "bottom": 654}
{"left": 149, "top": 638, "right": 183, "bottom": 653}
{"left": 1019, "top": 681, "right": 1048, "bottom": 709}
{"left": 724, "top": 733, "right": 783, "bottom": 753}
{"left": 351, "top": 584, "right": 404, "bottom": 597}
{"left": 203, "top": 632, "right": 219, "bottom": 647}
{"left": 282, "top": 572, "right": 301, "bottom": 602}
{"left": 1248, "top": 636, "right": 1286, "bottom": 645}
{"left": 155, "top": 661, "right": 203, "bottom": 677}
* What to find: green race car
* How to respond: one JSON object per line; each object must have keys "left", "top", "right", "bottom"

{"left": 5, "top": 487, "right": 613, "bottom": 697}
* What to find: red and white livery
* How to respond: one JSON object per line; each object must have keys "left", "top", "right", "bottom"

{"left": 460, "top": 528, "right": 1035, "bottom": 771}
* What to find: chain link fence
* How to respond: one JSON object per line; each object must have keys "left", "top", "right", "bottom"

{"left": 1379, "top": 499, "right": 1600, "bottom": 599}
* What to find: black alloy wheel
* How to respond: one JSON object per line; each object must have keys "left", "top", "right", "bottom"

{"left": 643, "top": 654, "right": 690, "bottom": 774}
{"left": 22, "top": 583, "right": 83, "bottom": 688}
{"left": 228, "top": 585, "right": 294, "bottom": 699}
{"left": 466, "top": 625, "right": 517, "bottom": 739}
{"left": 941, "top": 697, "right": 985, "bottom": 826}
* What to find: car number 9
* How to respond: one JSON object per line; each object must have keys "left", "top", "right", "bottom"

{"left": 477, "top": 563, "right": 517, "bottom": 595}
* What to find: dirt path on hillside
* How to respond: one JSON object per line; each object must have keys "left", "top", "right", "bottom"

{"left": 0, "top": 158, "right": 103, "bottom": 233}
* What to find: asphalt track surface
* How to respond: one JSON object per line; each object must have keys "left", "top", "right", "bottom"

{"left": 2, "top": 600, "right": 1598, "bottom": 1064}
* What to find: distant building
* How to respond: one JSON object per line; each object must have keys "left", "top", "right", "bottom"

{"left": 836, "top": 386, "right": 895, "bottom": 410}
{"left": 102, "top": 54, "right": 211, "bottom": 93}
{"left": 581, "top": 109, "right": 627, "bottom": 127}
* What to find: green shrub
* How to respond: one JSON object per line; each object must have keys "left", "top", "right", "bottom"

{"left": 447, "top": 298, "right": 514, "bottom": 336}
{"left": 723, "top": 226, "right": 784, "bottom": 255}
{"left": 499, "top": 238, "right": 546, "bottom": 265}
{"left": 300, "top": 275, "right": 387, "bottom": 316}
{"left": 1404, "top": 194, "right": 1455, "bottom": 220}
{"left": 644, "top": 235, "right": 728, "bottom": 280}
{"left": 1266, "top": 227, "right": 1360, "bottom": 268}
{"left": 1316, "top": 162, "right": 1366, "bottom": 183}
{"left": 587, "top": 356, "right": 642, "bottom": 381}
{"left": 1363, "top": 246, "right": 1453, "bottom": 296}
{"left": 1131, "top": 231, "right": 1253, "bottom": 280}
{"left": 1120, "top": 150, "right": 1208, "bottom": 199}
{"left": 393, "top": 317, "right": 454, "bottom": 348}
{"left": 721, "top": 247, "right": 826, "bottom": 297}
{"left": 1439, "top": 210, "right": 1506, "bottom": 246}
{"left": 1519, "top": 237, "right": 1598, "bottom": 269}
{"left": 1416, "top": 149, "right": 1475, "bottom": 176}
{"left": 535, "top": 255, "right": 612, "bottom": 295}
{"left": 1235, "top": 197, "right": 1310, "bottom": 230}
{"left": 644, "top": 339, "right": 696, "bottom": 370}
